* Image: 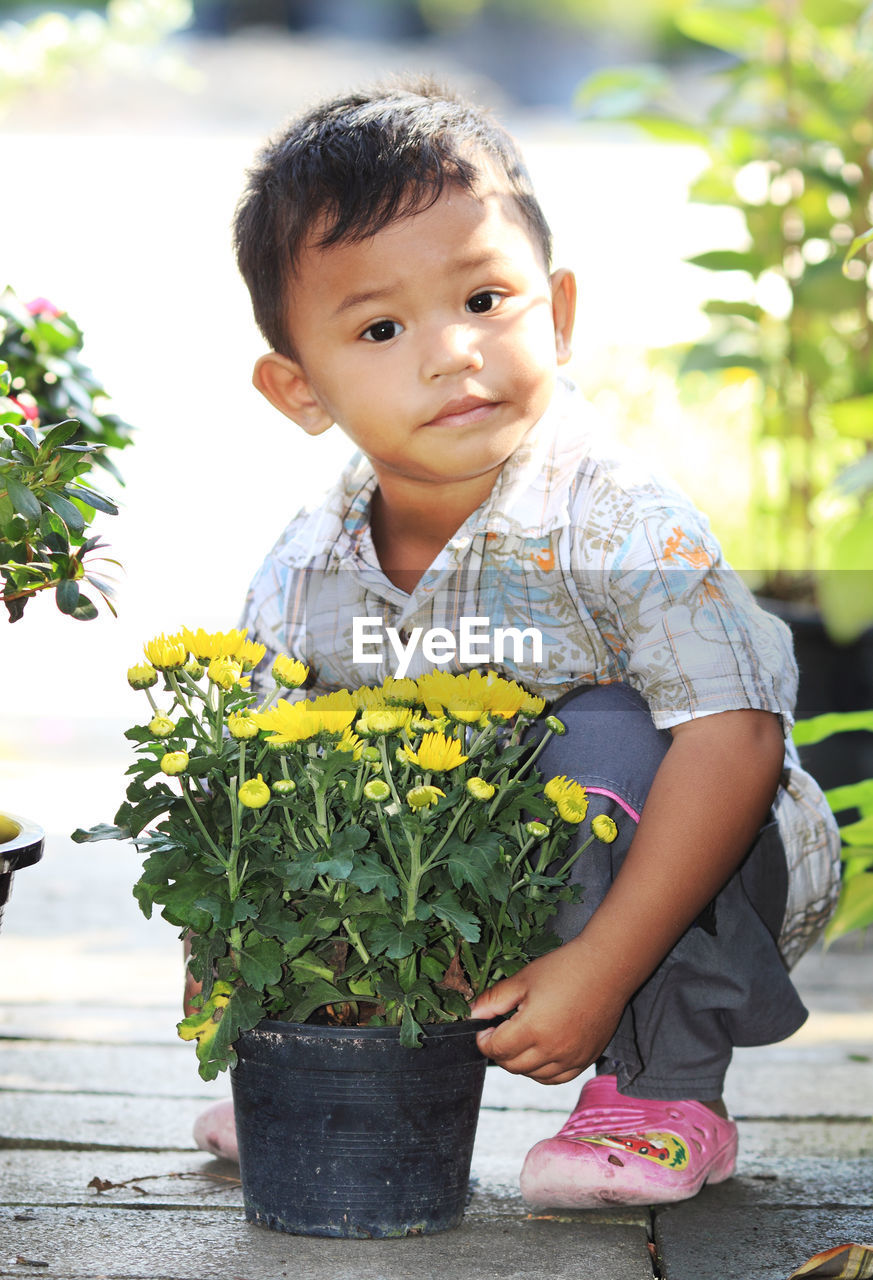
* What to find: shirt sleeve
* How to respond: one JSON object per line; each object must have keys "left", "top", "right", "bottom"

{"left": 604, "top": 504, "right": 798, "bottom": 733}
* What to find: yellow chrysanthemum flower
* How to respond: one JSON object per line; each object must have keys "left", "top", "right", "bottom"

{"left": 352, "top": 685, "right": 386, "bottom": 709}
{"left": 207, "top": 656, "right": 244, "bottom": 691}
{"left": 238, "top": 774, "right": 270, "bottom": 809}
{"left": 127, "top": 662, "right": 158, "bottom": 689}
{"left": 143, "top": 632, "right": 187, "bottom": 671}
{"left": 361, "top": 706, "right": 414, "bottom": 735}
{"left": 181, "top": 627, "right": 247, "bottom": 663}
{"left": 543, "top": 775, "right": 589, "bottom": 824}
{"left": 381, "top": 676, "right": 421, "bottom": 707}
{"left": 544, "top": 775, "right": 570, "bottom": 803}
{"left": 227, "top": 710, "right": 259, "bottom": 740}
{"left": 251, "top": 698, "right": 355, "bottom": 744}
{"left": 237, "top": 639, "right": 267, "bottom": 672}
{"left": 519, "top": 692, "right": 547, "bottom": 717}
{"left": 334, "top": 729, "right": 364, "bottom": 759}
{"left": 272, "top": 654, "right": 309, "bottom": 689}
{"left": 446, "top": 695, "right": 486, "bottom": 725}
{"left": 482, "top": 678, "right": 528, "bottom": 721}
{"left": 406, "top": 784, "right": 446, "bottom": 810}
{"left": 403, "top": 731, "right": 468, "bottom": 772}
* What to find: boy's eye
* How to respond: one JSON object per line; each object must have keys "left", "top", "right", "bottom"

{"left": 361, "top": 319, "right": 403, "bottom": 343}
{"left": 466, "top": 291, "right": 501, "bottom": 314}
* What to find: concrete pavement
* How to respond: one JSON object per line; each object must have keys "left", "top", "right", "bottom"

{"left": 1, "top": 808, "right": 871, "bottom": 1279}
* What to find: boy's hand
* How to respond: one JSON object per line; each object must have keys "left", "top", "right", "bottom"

{"left": 469, "top": 934, "right": 628, "bottom": 1084}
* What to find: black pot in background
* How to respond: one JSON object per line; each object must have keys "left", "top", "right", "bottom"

{"left": 760, "top": 598, "right": 873, "bottom": 792}
{"left": 0, "top": 813, "right": 44, "bottom": 933}
{"left": 231, "top": 1019, "right": 490, "bottom": 1238}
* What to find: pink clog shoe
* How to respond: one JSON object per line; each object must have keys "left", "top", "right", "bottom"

{"left": 192, "top": 1098, "right": 238, "bottom": 1162}
{"left": 520, "top": 1074, "right": 737, "bottom": 1208}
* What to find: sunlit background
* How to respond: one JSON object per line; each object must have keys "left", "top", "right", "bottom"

{"left": 3, "top": 0, "right": 872, "bottom": 833}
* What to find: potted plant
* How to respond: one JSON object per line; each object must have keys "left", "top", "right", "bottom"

{"left": 74, "top": 627, "right": 614, "bottom": 1238}
{"left": 0, "top": 289, "right": 129, "bottom": 930}
{"left": 576, "top": 0, "right": 873, "bottom": 782}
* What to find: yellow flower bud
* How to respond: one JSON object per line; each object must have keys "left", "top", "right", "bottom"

{"left": 272, "top": 778, "right": 297, "bottom": 795}
{"left": 545, "top": 715, "right": 566, "bottom": 735}
{"left": 272, "top": 654, "right": 309, "bottom": 689}
{"left": 227, "top": 710, "right": 258, "bottom": 740}
{"left": 525, "top": 820, "right": 550, "bottom": 839}
{"left": 466, "top": 776, "right": 496, "bottom": 801}
{"left": 160, "top": 751, "right": 189, "bottom": 776}
{"left": 238, "top": 774, "right": 270, "bottom": 809}
{"left": 127, "top": 663, "right": 158, "bottom": 690}
{"left": 184, "top": 659, "right": 205, "bottom": 679}
{"left": 148, "top": 714, "right": 176, "bottom": 739}
{"left": 364, "top": 778, "right": 391, "bottom": 802}
{"left": 592, "top": 814, "right": 618, "bottom": 844}
{"left": 406, "top": 784, "right": 445, "bottom": 811}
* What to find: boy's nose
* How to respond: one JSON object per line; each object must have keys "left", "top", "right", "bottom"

{"left": 423, "top": 325, "right": 485, "bottom": 379}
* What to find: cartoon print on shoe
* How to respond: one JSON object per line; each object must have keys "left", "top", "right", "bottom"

{"left": 520, "top": 1074, "right": 737, "bottom": 1209}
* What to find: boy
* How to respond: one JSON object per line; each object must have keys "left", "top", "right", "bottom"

{"left": 193, "top": 78, "right": 840, "bottom": 1208}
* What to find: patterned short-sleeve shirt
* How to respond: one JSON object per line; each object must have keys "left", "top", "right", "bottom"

{"left": 241, "top": 379, "right": 840, "bottom": 965}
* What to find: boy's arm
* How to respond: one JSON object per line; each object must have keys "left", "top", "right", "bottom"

{"left": 470, "top": 708, "right": 785, "bottom": 1084}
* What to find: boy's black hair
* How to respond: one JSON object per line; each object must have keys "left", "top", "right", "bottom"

{"left": 233, "top": 77, "right": 553, "bottom": 356}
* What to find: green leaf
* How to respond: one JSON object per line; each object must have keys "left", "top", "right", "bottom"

{"left": 348, "top": 854, "right": 400, "bottom": 899}
{"left": 312, "top": 854, "right": 354, "bottom": 880}
{"left": 65, "top": 484, "right": 118, "bottom": 516}
{"left": 575, "top": 64, "right": 670, "bottom": 119}
{"left": 400, "top": 1006, "right": 425, "bottom": 1049}
{"left": 429, "top": 892, "right": 481, "bottom": 943}
{"left": 367, "top": 919, "right": 428, "bottom": 959}
{"left": 236, "top": 935, "right": 284, "bottom": 990}
{"left": 70, "top": 592, "right": 98, "bottom": 621}
{"left": 289, "top": 978, "right": 350, "bottom": 1022}
{"left": 43, "top": 491, "right": 85, "bottom": 534}
{"left": 55, "top": 579, "right": 80, "bottom": 615}
{"left": 71, "top": 823, "right": 129, "bottom": 843}
{"left": 676, "top": 4, "right": 778, "bottom": 56}
{"left": 843, "top": 226, "right": 873, "bottom": 273}
{"left": 817, "top": 394, "right": 873, "bottom": 442}
{"left": 825, "top": 779, "right": 873, "bottom": 816}
{"left": 794, "top": 710, "right": 873, "bottom": 746}
{"left": 4, "top": 475, "right": 41, "bottom": 521}
{"left": 824, "top": 872, "right": 873, "bottom": 944}
{"left": 686, "top": 249, "right": 765, "bottom": 275}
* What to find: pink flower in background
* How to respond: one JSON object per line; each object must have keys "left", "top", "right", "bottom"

{"left": 25, "top": 297, "right": 62, "bottom": 318}
{"left": 8, "top": 396, "right": 40, "bottom": 426}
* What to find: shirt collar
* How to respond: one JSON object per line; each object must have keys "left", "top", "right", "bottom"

{"left": 276, "top": 377, "right": 592, "bottom": 565}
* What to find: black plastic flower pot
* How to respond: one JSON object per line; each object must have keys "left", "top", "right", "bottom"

{"left": 0, "top": 812, "right": 44, "bottom": 934}
{"left": 230, "top": 1018, "right": 490, "bottom": 1238}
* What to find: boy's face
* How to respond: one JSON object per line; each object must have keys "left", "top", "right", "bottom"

{"left": 254, "top": 183, "right": 575, "bottom": 496}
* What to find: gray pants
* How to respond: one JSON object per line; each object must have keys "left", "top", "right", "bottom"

{"left": 535, "top": 683, "right": 808, "bottom": 1100}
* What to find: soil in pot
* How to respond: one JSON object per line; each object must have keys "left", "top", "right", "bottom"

{"left": 230, "top": 1019, "right": 490, "bottom": 1238}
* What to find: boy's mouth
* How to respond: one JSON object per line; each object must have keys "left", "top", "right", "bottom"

{"left": 424, "top": 396, "right": 498, "bottom": 428}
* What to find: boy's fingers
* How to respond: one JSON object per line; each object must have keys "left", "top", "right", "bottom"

{"left": 469, "top": 976, "right": 524, "bottom": 1020}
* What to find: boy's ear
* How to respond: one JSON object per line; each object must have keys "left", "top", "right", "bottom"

{"left": 252, "top": 352, "right": 333, "bottom": 436}
{"left": 549, "top": 268, "right": 577, "bottom": 367}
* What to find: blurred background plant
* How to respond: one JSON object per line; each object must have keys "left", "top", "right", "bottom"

{"left": 0, "top": 0, "right": 195, "bottom": 112}
{"left": 577, "top": 0, "right": 873, "bottom": 639}
{"left": 0, "top": 290, "right": 127, "bottom": 623}
{"left": 795, "top": 709, "right": 873, "bottom": 944}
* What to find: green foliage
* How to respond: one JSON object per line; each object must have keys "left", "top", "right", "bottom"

{"left": 577, "top": 0, "right": 873, "bottom": 607}
{"left": 73, "top": 638, "right": 608, "bottom": 1078}
{"left": 0, "top": 289, "right": 129, "bottom": 622}
{"left": 0, "top": 289, "right": 133, "bottom": 483}
{"left": 795, "top": 708, "right": 873, "bottom": 945}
